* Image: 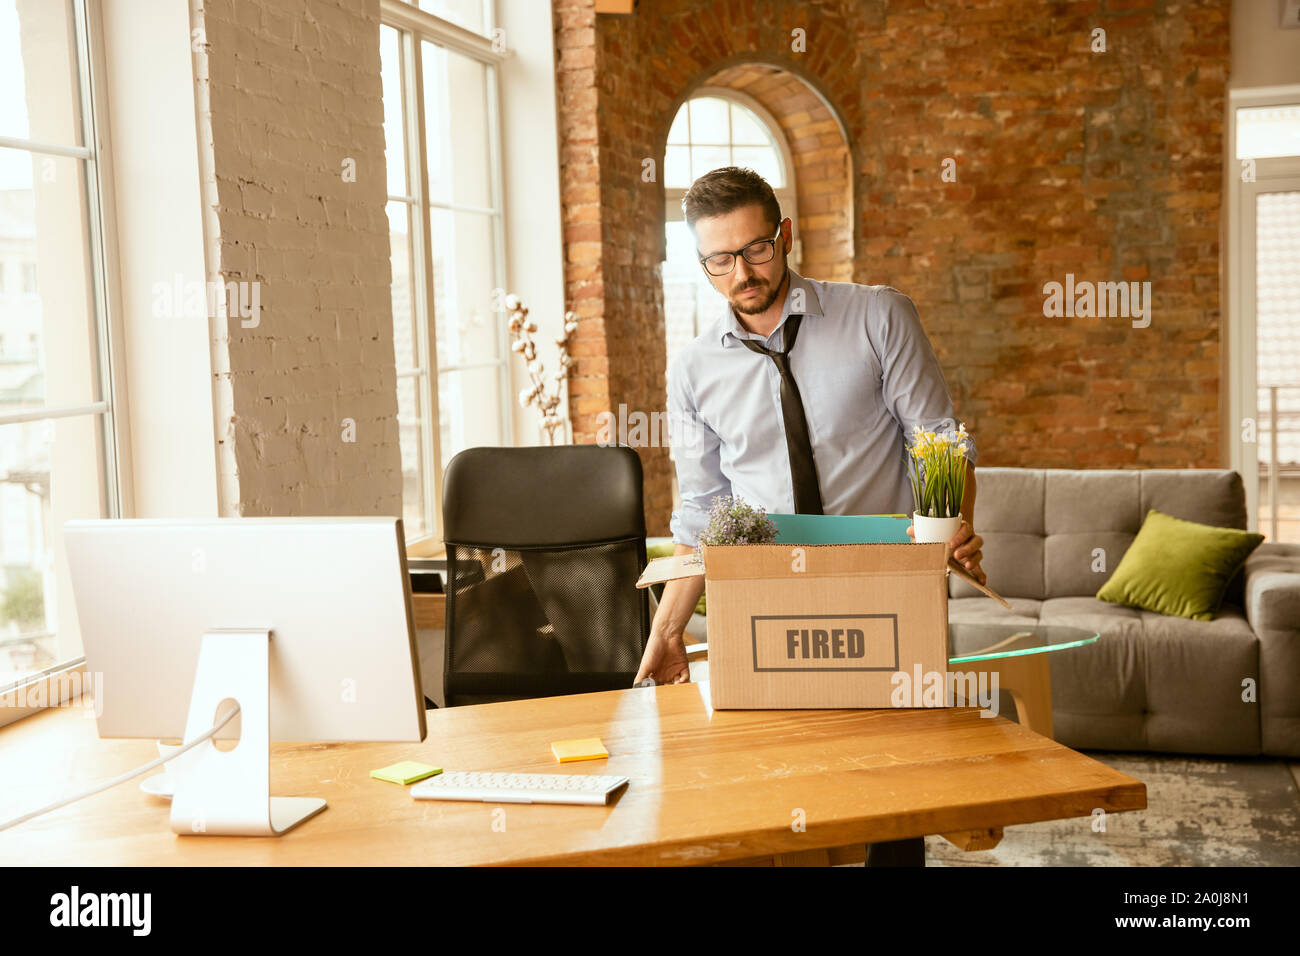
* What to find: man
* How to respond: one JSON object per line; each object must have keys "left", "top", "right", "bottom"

{"left": 633, "top": 166, "right": 986, "bottom": 867}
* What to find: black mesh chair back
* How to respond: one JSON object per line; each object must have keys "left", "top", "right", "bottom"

{"left": 441, "top": 445, "right": 650, "bottom": 707}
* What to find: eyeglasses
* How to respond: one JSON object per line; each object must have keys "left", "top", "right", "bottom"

{"left": 698, "top": 222, "right": 784, "bottom": 277}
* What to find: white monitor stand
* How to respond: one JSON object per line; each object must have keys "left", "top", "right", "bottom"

{"left": 64, "top": 517, "right": 428, "bottom": 841}
{"left": 169, "top": 629, "right": 326, "bottom": 837}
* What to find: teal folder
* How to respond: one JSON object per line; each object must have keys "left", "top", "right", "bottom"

{"left": 768, "top": 513, "right": 912, "bottom": 545}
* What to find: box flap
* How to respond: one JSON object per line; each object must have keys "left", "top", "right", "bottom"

{"left": 701, "top": 541, "right": 948, "bottom": 579}
{"left": 635, "top": 551, "right": 705, "bottom": 588}
{"left": 947, "top": 557, "right": 1012, "bottom": 608}
{"left": 637, "top": 542, "right": 1011, "bottom": 608}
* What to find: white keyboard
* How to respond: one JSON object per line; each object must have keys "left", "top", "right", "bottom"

{"left": 411, "top": 771, "right": 630, "bottom": 806}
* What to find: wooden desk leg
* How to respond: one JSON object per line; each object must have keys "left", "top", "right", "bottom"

{"left": 717, "top": 848, "right": 832, "bottom": 866}
{"left": 827, "top": 844, "right": 866, "bottom": 865}
{"left": 941, "top": 827, "right": 1003, "bottom": 851}
{"left": 774, "top": 848, "right": 832, "bottom": 866}
{"left": 992, "top": 653, "right": 1054, "bottom": 739}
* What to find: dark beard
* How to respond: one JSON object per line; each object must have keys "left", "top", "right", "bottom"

{"left": 731, "top": 267, "right": 786, "bottom": 315}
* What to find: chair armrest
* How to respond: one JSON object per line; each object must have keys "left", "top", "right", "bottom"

{"left": 1244, "top": 543, "right": 1300, "bottom": 638}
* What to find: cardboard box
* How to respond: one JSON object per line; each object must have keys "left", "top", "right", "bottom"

{"left": 637, "top": 541, "right": 1006, "bottom": 710}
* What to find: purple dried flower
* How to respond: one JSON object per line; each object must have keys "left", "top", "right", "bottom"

{"left": 695, "top": 495, "right": 778, "bottom": 556}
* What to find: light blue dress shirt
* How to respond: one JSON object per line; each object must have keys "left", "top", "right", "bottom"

{"left": 668, "top": 269, "right": 976, "bottom": 546}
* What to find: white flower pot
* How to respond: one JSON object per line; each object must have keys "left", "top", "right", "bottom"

{"left": 912, "top": 511, "right": 962, "bottom": 545}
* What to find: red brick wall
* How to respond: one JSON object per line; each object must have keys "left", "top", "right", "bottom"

{"left": 702, "top": 62, "right": 853, "bottom": 283}
{"left": 555, "top": 0, "right": 1231, "bottom": 534}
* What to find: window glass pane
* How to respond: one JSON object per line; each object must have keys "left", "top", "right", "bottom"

{"left": 729, "top": 103, "right": 769, "bottom": 146}
{"left": 417, "top": 0, "right": 490, "bottom": 36}
{"left": 1255, "top": 190, "right": 1300, "bottom": 542}
{"left": 1237, "top": 105, "right": 1300, "bottom": 160}
{"left": 664, "top": 145, "right": 690, "bottom": 189}
{"left": 395, "top": 375, "right": 428, "bottom": 539}
{"left": 663, "top": 220, "right": 718, "bottom": 369}
{"left": 380, "top": 26, "right": 407, "bottom": 199}
{"left": 0, "top": 148, "right": 98, "bottom": 409}
{"left": 431, "top": 208, "right": 498, "bottom": 366}
{"left": 388, "top": 201, "right": 417, "bottom": 372}
{"left": 667, "top": 105, "right": 689, "bottom": 145}
{"left": 733, "top": 145, "right": 784, "bottom": 188}
{"left": 0, "top": 0, "right": 83, "bottom": 147}
{"left": 438, "top": 366, "right": 500, "bottom": 474}
{"left": 424, "top": 41, "right": 493, "bottom": 210}
{"left": 688, "top": 97, "right": 729, "bottom": 144}
{"left": 0, "top": 414, "right": 103, "bottom": 688}
{"left": 690, "top": 145, "right": 730, "bottom": 181}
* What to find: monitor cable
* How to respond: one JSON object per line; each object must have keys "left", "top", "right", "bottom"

{"left": 0, "top": 703, "right": 241, "bottom": 834}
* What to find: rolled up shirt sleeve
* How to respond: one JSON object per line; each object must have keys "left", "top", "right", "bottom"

{"left": 872, "top": 288, "right": 977, "bottom": 465}
{"left": 667, "top": 355, "right": 731, "bottom": 547}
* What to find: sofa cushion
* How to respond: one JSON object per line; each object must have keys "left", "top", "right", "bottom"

{"left": 1096, "top": 509, "right": 1264, "bottom": 620}
{"left": 1045, "top": 530, "right": 1136, "bottom": 599}
{"left": 952, "top": 467, "right": 1252, "bottom": 603}
{"left": 1044, "top": 469, "right": 1143, "bottom": 534}
{"left": 1139, "top": 469, "right": 1249, "bottom": 530}
{"left": 1138, "top": 605, "right": 1260, "bottom": 754}
{"left": 950, "top": 592, "right": 1262, "bottom": 755}
{"left": 950, "top": 470, "right": 1045, "bottom": 599}
{"left": 947, "top": 596, "right": 1041, "bottom": 626}
{"left": 1043, "top": 604, "right": 1148, "bottom": 752}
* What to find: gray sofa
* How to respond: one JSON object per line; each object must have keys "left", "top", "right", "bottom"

{"left": 948, "top": 467, "right": 1300, "bottom": 758}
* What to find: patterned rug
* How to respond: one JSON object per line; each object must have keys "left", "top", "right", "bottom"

{"left": 920, "top": 753, "right": 1300, "bottom": 866}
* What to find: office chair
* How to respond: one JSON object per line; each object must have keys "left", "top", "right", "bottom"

{"left": 441, "top": 445, "right": 651, "bottom": 707}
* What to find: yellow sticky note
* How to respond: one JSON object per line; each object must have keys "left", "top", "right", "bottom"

{"left": 551, "top": 738, "right": 609, "bottom": 763}
{"left": 370, "top": 761, "right": 442, "bottom": 785}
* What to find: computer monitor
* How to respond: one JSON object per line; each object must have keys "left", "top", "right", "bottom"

{"left": 64, "top": 517, "right": 427, "bottom": 837}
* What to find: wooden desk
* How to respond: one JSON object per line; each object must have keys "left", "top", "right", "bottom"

{"left": 0, "top": 685, "right": 1145, "bottom": 866}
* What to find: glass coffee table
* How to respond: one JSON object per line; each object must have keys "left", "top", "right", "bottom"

{"left": 947, "top": 623, "right": 1100, "bottom": 740}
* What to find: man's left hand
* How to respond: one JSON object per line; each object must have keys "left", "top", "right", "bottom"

{"left": 949, "top": 519, "right": 985, "bottom": 586}
{"left": 907, "top": 518, "right": 986, "bottom": 586}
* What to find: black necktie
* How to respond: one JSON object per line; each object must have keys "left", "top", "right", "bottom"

{"left": 737, "top": 314, "right": 824, "bottom": 515}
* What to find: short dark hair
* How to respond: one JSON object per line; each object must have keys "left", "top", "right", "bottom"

{"left": 682, "top": 166, "right": 782, "bottom": 234}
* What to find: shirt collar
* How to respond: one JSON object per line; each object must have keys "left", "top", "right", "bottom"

{"left": 718, "top": 268, "right": 824, "bottom": 348}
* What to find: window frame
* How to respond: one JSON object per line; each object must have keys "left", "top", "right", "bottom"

{"left": 0, "top": 0, "right": 126, "bottom": 724}
{"left": 381, "top": 0, "right": 513, "bottom": 556}
{"left": 1225, "top": 84, "right": 1300, "bottom": 536}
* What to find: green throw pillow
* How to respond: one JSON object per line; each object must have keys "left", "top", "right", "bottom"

{"left": 646, "top": 542, "right": 707, "bottom": 616}
{"left": 1096, "top": 509, "right": 1263, "bottom": 621}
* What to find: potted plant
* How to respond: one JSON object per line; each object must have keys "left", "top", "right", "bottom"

{"left": 696, "top": 495, "right": 777, "bottom": 556}
{"left": 905, "top": 423, "right": 971, "bottom": 544}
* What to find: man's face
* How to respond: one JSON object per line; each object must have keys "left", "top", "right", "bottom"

{"left": 692, "top": 205, "right": 791, "bottom": 316}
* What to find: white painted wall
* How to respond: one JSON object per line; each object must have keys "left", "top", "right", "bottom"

{"left": 1231, "top": 0, "right": 1300, "bottom": 89}
{"left": 100, "top": 0, "right": 220, "bottom": 518}
{"left": 500, "top": 0, "right": 569, "bottom": 447}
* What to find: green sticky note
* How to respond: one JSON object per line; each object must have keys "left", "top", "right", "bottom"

{"left": 370, "top": 761, "right": 442, "bottom": 785}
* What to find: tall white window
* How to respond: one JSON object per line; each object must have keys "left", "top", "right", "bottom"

{"left": 662, "top": 90, "right": 798, "bottom": 369}
{"left": 1230, "top": 95, "right": 1300, "bottom": 543}
{"left": 0, "top": 0, "right": 119, "bottom": 689}
{"left": 381, "top": 0, "right": 511, "bottom": 548}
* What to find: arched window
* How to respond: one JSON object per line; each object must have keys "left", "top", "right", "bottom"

{"left": 662, "top": 89, "right": 799, "bottom": 369}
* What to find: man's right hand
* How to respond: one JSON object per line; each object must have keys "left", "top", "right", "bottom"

{"left": 634, "top": 546, "right": 704, "bottom": 686}
{"left": 634, "top": 630, "right": 690, "bottom": 685}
